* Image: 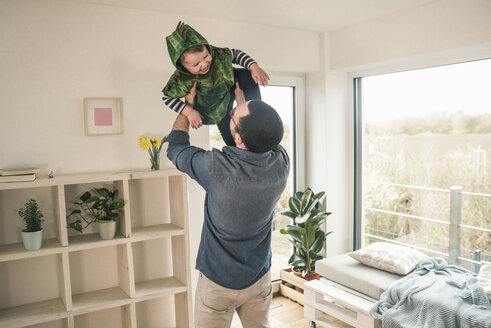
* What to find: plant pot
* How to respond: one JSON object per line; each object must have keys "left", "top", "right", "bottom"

{"left": 21, "top": 229, "right": 43, "bottom": 251}
{"left": 292, "top": 270, "right": 320, "bottom": 293}
{"left": 97, "top": 221, "right": 116, "bottom": 240}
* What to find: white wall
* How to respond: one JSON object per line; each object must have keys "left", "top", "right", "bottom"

{"left": 305, "top": 0, "right": 491, "bottom": 256}
{"left": 0, "top": 0, "right": 319, "bottom": 326}
{"left": 330, "top": 0, "right": 491, "bottom": 72}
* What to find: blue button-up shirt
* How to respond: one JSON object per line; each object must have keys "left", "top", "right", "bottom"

{"left": 166, "top": 130, "right": 290, "bottom": 289}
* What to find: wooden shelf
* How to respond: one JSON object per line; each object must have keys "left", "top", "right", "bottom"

{"left": 0, "top": 298, "right": 68, "bottom": 328}
{"left": 0, "top": 169, "right": 193, "bottom": 327}
{"left": 0, "top": 238, "right": 63, "bottom": 263}
{"left": 72, "top": 287, "right": 131, "bottom": 314}
{"left": 0, "top": 177, "right": 59, "bottom": 190}
{"left": 134, "top": 277, "right": 188, "bottom": 301}
{"left": 0, "top": 172, "right": 132, "bottom": 190}
{"left": 131, "top": 223, "right": 185, "bottom": 242}
{"left": 67, "top": 232, "right": 129, "bottom": 251}
{"left": 130, "top": 168, "right": 181, "bottom": 180}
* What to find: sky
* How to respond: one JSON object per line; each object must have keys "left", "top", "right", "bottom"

{"left": 362, "top": 58, "right": 491, "bottom": 123}
{"left": 259, "top": 85, "right": 293, "bottom": 126}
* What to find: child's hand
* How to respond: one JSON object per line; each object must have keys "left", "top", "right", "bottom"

{"left": 249, "top": 63, "right": 270, "bottom": 86}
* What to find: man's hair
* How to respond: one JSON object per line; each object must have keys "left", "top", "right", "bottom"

{"left": 235, "top": 100, "right": 284, "bottom": 153}
{"left": 179, "top": 45, "right": 206, "bottom": 64}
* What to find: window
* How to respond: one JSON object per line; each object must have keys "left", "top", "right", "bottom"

{"left": 209, "top": 75, "right": 304, "bottom": 280}
{"left": 354, "top": 59, "right": 491, "bottom": 272}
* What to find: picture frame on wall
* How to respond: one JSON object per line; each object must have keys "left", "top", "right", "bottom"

{"left": 84, "top": 97, "right": 123, "bottom": 136}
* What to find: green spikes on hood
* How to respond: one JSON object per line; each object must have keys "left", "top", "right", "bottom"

{"left": 166, "top": 21, "right": 210, "bottom": 73}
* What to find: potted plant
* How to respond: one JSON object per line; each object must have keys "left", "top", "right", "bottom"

{"left": 67, "top": 187, "right": 125, "bottom": 240}
{"left": 279, "top": 188, "right": 332, "bottom": 290}
{"left": 18, "top": 198, "right": 45, "bottom": 250}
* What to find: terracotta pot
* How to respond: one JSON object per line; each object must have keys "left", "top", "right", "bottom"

{"left": 292, "top": 270, "right": 320, "bottom": 293}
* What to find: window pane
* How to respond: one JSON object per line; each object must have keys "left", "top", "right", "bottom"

{"left": 360, "top": 59, "right": 491, "bottom": 271}
{"left": 261, "top": 86, "right": 295, "bottom": 281}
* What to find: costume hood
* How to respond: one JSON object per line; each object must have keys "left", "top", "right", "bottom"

{"left": 166, "top": 21, "right": 210, "bottom": 73}
{"left": 163, "top": 21, "right": 235, "bottom": 125}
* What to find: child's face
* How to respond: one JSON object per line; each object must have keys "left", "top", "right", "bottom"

{"left": 181, "top": 48, "right": 212, "bottom": 75}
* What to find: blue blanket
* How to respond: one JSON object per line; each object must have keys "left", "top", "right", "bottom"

{"left": 370, "top": 257, "right": 491, "bottom": 328}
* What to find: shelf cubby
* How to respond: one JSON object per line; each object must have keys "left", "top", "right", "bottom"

{"left": 0, "top": 254, "right": 69, "bottom": 327}
{"left": 0, "top": 169, "right": 192, "bottom": 327}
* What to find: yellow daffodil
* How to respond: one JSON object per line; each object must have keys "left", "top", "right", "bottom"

{"left": 138, "top": 132, "right": 169, "bottom": 170}
{"left": 139, "top": 139, "right": 151, "bottom": 150}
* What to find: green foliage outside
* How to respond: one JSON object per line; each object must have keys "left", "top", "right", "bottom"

{"left": 364, "top": 113, "right": 491, "bottom": 261}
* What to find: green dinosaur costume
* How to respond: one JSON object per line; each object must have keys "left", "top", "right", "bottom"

{"left": 163, "top": 22, "right": 235, "bottom": 125}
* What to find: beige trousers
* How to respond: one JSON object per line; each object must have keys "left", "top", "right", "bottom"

{"left": 194, "top": 271, "right": 272, "bottom": 328}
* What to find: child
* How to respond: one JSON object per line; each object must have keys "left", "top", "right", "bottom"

{"left": 162, "top": 21, "right": 269, "bottom": 146}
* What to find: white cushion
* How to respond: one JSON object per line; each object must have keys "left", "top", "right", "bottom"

{"left": 477, "top": 262, "right": 491, "bottom": 301}
{"left": 349, "top": 242, "right": 429, "bottom": 275}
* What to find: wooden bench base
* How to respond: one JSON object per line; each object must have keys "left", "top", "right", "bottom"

{"left": 304, "top": 278, "right": 381, "bottom": 328}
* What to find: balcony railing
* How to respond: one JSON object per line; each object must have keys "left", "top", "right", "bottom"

{"left": 363, "top": 180, "right": 491, "bottom": 273}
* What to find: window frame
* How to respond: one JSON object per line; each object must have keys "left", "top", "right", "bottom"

{"left": 267, "top": 74, "right": 306, "bottom": 191}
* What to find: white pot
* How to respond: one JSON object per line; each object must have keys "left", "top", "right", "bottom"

{"left": 21, "top": 229, "right": 43, "bottom": 251}
{"left": 97, "top": 221, "right": 117, "bottom": 240}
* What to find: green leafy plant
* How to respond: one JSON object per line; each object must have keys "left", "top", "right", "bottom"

{"left": 67, "top": 188, "right": 125, "bottom": 233}
{"left": 279, "top": 188, "right": 332, "bottom": 276}
{"left": 18, "top": 198, "right": 44, "bottom": 232}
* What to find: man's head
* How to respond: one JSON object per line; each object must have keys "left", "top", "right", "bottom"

{"left": 179, "top": 45, "right": 212, "bottom": 75}
{"left": 230, "top": 100, "right": 284, "bottom": 153}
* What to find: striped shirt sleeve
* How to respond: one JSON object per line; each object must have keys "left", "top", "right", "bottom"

{"left": 231, "top": 48, "right": 256, "bottom": 70}
{"left": 162, "top": 95, "right": 186, "bottom": 114}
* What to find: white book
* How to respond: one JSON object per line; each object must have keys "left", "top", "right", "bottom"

{"left": 0, "top": 168, "right": 40, "bottom": 176}
{"left": 0, "top": 173, "right": 36, "bottom": 183}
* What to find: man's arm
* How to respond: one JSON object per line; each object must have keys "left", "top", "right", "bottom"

{"left": 166, "top": 100, "right": 211, "bottom": 190}
{"left": 234, "top": 82, "right": 245, "bottom": 105}
{"left": 172, "top": 114, "right": 190, "bottom": 133}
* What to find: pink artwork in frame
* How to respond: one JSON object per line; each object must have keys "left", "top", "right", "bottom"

{"left": 94, "top": 108, "right": 113, "bottom": 126}
{"left": 84, "top": 98, "right": 123, "bottom": 135}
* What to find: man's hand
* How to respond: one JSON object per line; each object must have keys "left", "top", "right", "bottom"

{"left": 182, "top": 107, "right": 203, "bottom": 129}
{"left": 185, "top": 81, "right": 197, "bottom": 107}
{"left": 234, "top": 82, "right": 245, "bottom": 105}
{"left": 250, "top": 63, "right": 270, "bottom": 86}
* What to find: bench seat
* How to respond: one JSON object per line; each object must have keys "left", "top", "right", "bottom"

{"left": 304, "top": 254, "right": 402, "bottom": 328}
{"left": 315, "top": 254, "right": 402, "bottom": 299}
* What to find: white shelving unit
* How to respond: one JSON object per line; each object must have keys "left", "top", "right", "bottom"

{"left": 0, "top": 169, "right": 193, "bottom": 328}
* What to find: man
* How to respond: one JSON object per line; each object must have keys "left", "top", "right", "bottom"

{"left": 166, "top": 82, "right": 289, "bottom": 328}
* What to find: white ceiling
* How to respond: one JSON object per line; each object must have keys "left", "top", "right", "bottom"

{"left": 66, "top": 0, "right": 438, "bottom": 32}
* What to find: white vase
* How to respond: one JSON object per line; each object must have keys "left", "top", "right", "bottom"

{"left": 97, "top": 221, "right": 116, "bottom": 240}
{"left": 21, "top": 229, "right": 43, "bottom": 251}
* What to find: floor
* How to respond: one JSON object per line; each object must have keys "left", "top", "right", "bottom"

{"left": 231, "top": 294, "right": 354, "bottom": 328}
{"left": 231, "top": 295, "right": 311, "bottom": 328}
